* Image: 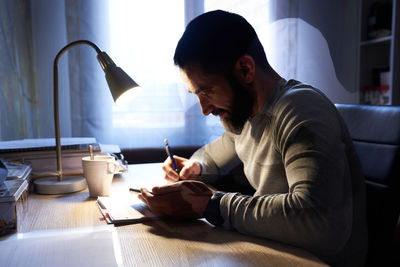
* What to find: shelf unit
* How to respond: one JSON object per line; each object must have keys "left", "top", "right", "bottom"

{"left": 358, "top": 0, "right": 400, "bottom": 105}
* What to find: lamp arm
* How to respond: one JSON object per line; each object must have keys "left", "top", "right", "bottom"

{"left": 53, "top": 40, "right": 101, "bottom": 180}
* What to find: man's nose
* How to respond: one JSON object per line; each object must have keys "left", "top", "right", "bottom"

{"left": 197, "top": 96, "right": 212, "bottom": 116}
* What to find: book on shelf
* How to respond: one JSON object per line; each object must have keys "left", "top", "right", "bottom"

{"left": 97, "top": 194, "right": 160, "bottom": 225}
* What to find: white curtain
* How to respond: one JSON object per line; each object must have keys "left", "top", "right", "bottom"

{"left": 29, "top": 0, "right": 112, "bottom": 142}
{"left": 64, "top": 0, "right": 113, "bottom": 142}
{"left": 0, "top": 0, "right": 113, "bottom": 143}
{"left": 0, "top": 0, "right": 36, "bottom": 140}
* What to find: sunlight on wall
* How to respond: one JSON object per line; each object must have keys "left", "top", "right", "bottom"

{"left": 260, "top": 18, "right": 359, "bottom": 104}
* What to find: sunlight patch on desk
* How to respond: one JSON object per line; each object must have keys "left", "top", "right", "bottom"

{"left": 0, "top": 225, "right": 123, "bottom": 267}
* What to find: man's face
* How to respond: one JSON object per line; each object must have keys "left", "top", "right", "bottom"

{"left": 180, "top": 64, "right": 254, "bottom": 133}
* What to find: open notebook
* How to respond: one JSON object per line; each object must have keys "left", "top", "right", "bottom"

{"left": 97, "top": 194, "right": 160, "bottom": 225}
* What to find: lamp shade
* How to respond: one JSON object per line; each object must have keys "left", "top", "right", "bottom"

{"left": 97, "top": 52, "right": 139, "bottom": 102}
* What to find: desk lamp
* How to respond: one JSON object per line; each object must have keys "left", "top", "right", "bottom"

{"left": 34, "top": 40, "right": 139, "bottom": 194}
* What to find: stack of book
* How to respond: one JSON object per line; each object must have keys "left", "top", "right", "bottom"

{"left": 0, "top": 165, "right": 30, "bottom": 236}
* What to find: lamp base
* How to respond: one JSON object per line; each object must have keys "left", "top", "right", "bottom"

{"left": 33, "top": 175, "right": 87, "bottom": 195}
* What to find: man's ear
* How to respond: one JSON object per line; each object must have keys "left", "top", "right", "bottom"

{"left": 234, "top": 55, "right": 256, "bottom": 84}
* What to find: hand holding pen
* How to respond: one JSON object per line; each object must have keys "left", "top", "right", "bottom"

{"left": 161, "top": 139, "right": 202, "bottom": 183}
{"left": 164, "top": 139, "right": 181, "bottom": 180}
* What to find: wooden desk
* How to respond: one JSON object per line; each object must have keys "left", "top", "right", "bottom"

{"left": 7, "top": 163, "right": 328, "bottom": 266}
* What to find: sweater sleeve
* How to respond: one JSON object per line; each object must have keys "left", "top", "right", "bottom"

{"left": 190, "top": 131, "right": 242, "bottom": 184}
{"left": 217, "top": 89, "right": 354, "bottom": 260}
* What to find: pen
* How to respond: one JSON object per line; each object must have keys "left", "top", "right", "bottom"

{"left": 164, "top": 139, "right": 180, "bottom": 178}
{"left": 129, "top": 188, "right": 141, "bottom": 193}
{"left": 129, "top": 188, "right": 153, "bottom": 194}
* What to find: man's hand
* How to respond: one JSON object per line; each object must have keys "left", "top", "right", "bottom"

{"left": 162, "top": 156, "right": 201, "bottom": 182}
{"left": 138, "top": 180, "right": 214, "bottom": 220}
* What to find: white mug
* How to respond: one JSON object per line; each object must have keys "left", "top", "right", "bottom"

{"left": 82, "top": 156, "right": 119, "bottom": 197}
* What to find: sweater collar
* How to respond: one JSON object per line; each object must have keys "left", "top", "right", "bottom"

{"left": 260, "top": 78, "right": 288, "bottom": 115}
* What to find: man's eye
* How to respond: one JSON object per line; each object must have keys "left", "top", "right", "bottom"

{"left": 199, "top": 89, "right": 210, "bottom": 97}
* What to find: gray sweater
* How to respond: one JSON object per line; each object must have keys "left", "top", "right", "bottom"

{"left": 191, "top": 79, "right": 367, "bottom": 266}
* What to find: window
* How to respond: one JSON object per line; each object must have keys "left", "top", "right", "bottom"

{"left": 108, "top": 0, "right": 224, "bottom": 148}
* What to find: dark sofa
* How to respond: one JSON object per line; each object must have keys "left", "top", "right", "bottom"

{"left": 336, "top": 104, "right": 400, "bottom": 266}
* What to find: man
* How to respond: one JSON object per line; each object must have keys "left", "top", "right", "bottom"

{"left": 138, "top": 10, "right": 367, "bottom": 266}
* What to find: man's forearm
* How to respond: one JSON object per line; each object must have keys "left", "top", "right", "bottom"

{"left": 217, "top": 188, "right": 353, "bottom": 261}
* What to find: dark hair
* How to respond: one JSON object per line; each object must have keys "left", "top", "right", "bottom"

{"left": 174, "top": 10, "right": 269, "bottom": 76}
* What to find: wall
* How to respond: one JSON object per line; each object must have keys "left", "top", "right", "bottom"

{"left": 298, "top": 0, "right": 360, "bottom": 99}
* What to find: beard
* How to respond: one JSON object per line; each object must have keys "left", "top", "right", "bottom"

{"left": 220, "top": 74, "right": 254, "bottom": 134}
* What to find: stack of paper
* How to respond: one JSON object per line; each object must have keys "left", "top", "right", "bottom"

{"left": 97, "top": 195, "right": 159, "bottom": 225}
